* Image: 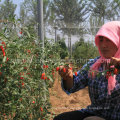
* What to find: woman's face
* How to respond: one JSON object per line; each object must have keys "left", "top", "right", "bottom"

{"left": 98, "top": 36, "right": 118, "bottom": 58}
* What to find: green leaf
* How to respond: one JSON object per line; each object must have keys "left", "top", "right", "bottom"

{"left": 2, "top": 56, "right": 6, "bottom": 63}
{"left": 26, "top": 31, "right": 31, "bottom": 38}
{"left": 47, "top": 75, "right": 53, "bottom": 82}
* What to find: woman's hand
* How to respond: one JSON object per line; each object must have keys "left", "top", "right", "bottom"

{"left": 110, "top": 57, "right": 120, "bottom": 68}
{"left": 58, "top": 65, "right": 74, "bottom": 90}
{"left": 58, "top": 65, "right": 73, "bottom": 80}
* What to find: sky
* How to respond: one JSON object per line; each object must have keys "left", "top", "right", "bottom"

{"left": 13, "top": 0, "right": 24, "bottom": 17}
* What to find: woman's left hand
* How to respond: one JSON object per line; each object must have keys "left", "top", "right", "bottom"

{"left": 110, "top": 57, "right": 120, "bottom": 68}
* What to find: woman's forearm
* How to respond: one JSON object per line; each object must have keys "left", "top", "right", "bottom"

{"left": 63, "top": 77, "right": 73, "bottom": 90}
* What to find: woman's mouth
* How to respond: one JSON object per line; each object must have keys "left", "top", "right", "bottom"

{"left": 101, "top": 50, "right": 109, "bottom": 53}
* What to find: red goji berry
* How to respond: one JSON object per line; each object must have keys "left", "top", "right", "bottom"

{"left": 40, "top": 107, "right": 43, "bottom": 112}
{"left": 24, "top": 67, "right": 27, "bottom": 70}
{"left": 56, "top": 67, "right": 60, "bottom": 71}
{"left": 75, "top": 72, "right": 77, "bottom": 76}
{"left": 22, "top": 82, "right": 24, "bottom": 86}
{"left": 41, "top": 76, "right": 46, "bottom": 80}
{"left": 0, "top": 46, "right": 3, "bottom": 50}
{"left": 106, "top": 71, "right": 111, "bottom": 76}
{"left": 43, "top": 65, "right": 46, "bottom": 68}
{"left": 20, "top": 77, "right": 24, "bottom": 80}
{"left": 69, "top": 67, "right": 72, "bottom": 70}
{"left": 63, "top": 68, "right": 66, "bottom": 73}
{"left": 2, "top": 49, "right": 5, "bottom": 56}
{"left": 19, "top": 31, "right": 22, "bottom": 34}
{"left": 42, "top": 73, "right": 45, "bottom": 76}
{"left": 2, "top": 41, "right": 6, "bottom": 49}
{"left": 6, "top": 57, "right": 9, "bottom": 61}
{"left": 114, "top": 68, "right": 119, "bottom": 75}
{"left": 27, "top": 49, "right": 31, "bottom": 54}
{"left": 32, "top": 101, "right": 35, "bottom": 104}
{"left": 106, "top": 75, "right": 109, "bottom": 79}
{"left": 26, "top": 73, "right": 30, "bottom": 75}
{"left": 3, "top": 52, "right": 5, "bottom": 56}
{"left": 0, "top": 72, "right": 2, "bottom": 75}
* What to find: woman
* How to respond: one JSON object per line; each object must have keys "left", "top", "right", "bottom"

{"left": 53, "top": 21, "right": 120, "bottom": 120}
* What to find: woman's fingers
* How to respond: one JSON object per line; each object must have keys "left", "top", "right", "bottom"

{"left": 58, "top": 65, "right": 73, "bottom": 80}
{"left": 110, "top": 57, "right": 120, "bottom": 67}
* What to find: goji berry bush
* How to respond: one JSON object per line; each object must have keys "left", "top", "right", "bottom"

{"left": 0, "top": 20, "right": 65, "bottom": 120}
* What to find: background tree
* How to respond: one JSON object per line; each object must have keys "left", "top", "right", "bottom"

{"left": 0, "top": 0, "right": 17, "bottom": 20}
{"left": 72, "top": 38, "right": 99, "bottom": 67}
{"left": 113, "top": 0, "right": 120, "bottom": 19}
{"left": 51, "top": 0, "right": 88, "bottom": 58}
{"left": 58, "top": 39, "right": 69, "bottom": 59}
{"left": 0, "top": 0, "right": 17, "bottom": 32}
{"left": 20, "top": 0, "right": 51, "bottom": 37}
{"left": 88, "top": 0, "right": 120, "bottom": 23}
{"left": 86, "top": 16, "right": 103, "bottom": 44}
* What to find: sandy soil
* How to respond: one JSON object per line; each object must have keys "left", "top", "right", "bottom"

{"left": 49, "top": 72, "right": 91, "bottom": 119}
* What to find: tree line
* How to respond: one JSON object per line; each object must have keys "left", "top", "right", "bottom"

{"left": 0, "top": 0, "right": 120, "bottom": 64}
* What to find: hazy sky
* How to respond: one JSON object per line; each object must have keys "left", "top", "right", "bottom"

{"left": 13, "top": 0, "right": 24, "bottom": 16}
{"left": 0, "top": 0, "right": 94, "bottom": 45}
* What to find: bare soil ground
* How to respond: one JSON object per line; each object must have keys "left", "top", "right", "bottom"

{"left": 49, "top": 72, "right": 91, "bottom": 120}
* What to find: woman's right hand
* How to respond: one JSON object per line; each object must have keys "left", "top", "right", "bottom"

{"left": 58, "top": 65, "right": 74, "bottom": 90}
{"left": 58, "top": 65, "right": 73, "bottom": 80}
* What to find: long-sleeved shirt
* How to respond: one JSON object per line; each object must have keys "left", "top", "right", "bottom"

{"left": 61, "top": 57, "right": 120, "bottom": 120}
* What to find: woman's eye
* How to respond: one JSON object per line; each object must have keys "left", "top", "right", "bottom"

{"left": 99, "top": 36, "right": 103, "bottom": 42}
{"left": 99, "top": 39, "right": 103, "bottom": 42}
{"left": 106, "top": 39, "right": 110, "bottom": 42}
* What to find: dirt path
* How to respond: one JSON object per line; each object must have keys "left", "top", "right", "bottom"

{"left": 49, "top": 72, "right": 91, "bottom": 119}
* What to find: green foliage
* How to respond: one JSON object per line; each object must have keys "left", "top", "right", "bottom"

{"left": 88, "top": 0, "right": 120, "bottom": 22}
{"left": 20, "top": 0, "right": 51, "bottom": 37}
{"left": 0, "top": 19, "right": 63, "bottom": 119}
{"left": 72, "top": 38, "right": 99, "bottom": 67}
{"left": 51, "top": 0, "right": 88, "bottom": 23}
{"left": 50, "top": 0, "right": 89, "bottom": 59}
{"left": 58, "top": 39, "right": 69, "bottom": 59}
{"left": 51, "top": 0, "right": 88, "bottom": 35}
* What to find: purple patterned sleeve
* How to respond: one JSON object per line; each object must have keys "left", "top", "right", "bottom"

{"left": 61, "top": 58, "right": 97, "bottom": 95}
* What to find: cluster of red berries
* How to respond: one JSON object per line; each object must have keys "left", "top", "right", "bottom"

{"left": 0, "top": 41, "right": 6, "bottom": 56}
{"left": 56, "top": 66, "right": 77, "bottom": 76}
{"left": 105, "top": 67, "right": 119, "bottom": 79}
{"left": 0, "top": 41, "right": 9, "bottom": 80}
{"left": 0, "top": 41, "right": 9, "bottom": 61}
{"left": 41, "top": 65, "right": 78, "bottom": 80}
{"left": 41, "top": 72, "right": 49, "bottom": 80}
{"left": 43, "top": 65, "right": 48, "bottom": 69}
{"left": 19, "top": 72, "right": 31, "bottom": 86}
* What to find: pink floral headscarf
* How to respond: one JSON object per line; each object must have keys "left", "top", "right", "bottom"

{"left": 90, "top": 21, "right": 120, "bottom": 95}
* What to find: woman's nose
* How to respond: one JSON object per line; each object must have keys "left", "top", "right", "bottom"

{"left": 102, "top": 41, "right": 107, "bottom": 47}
